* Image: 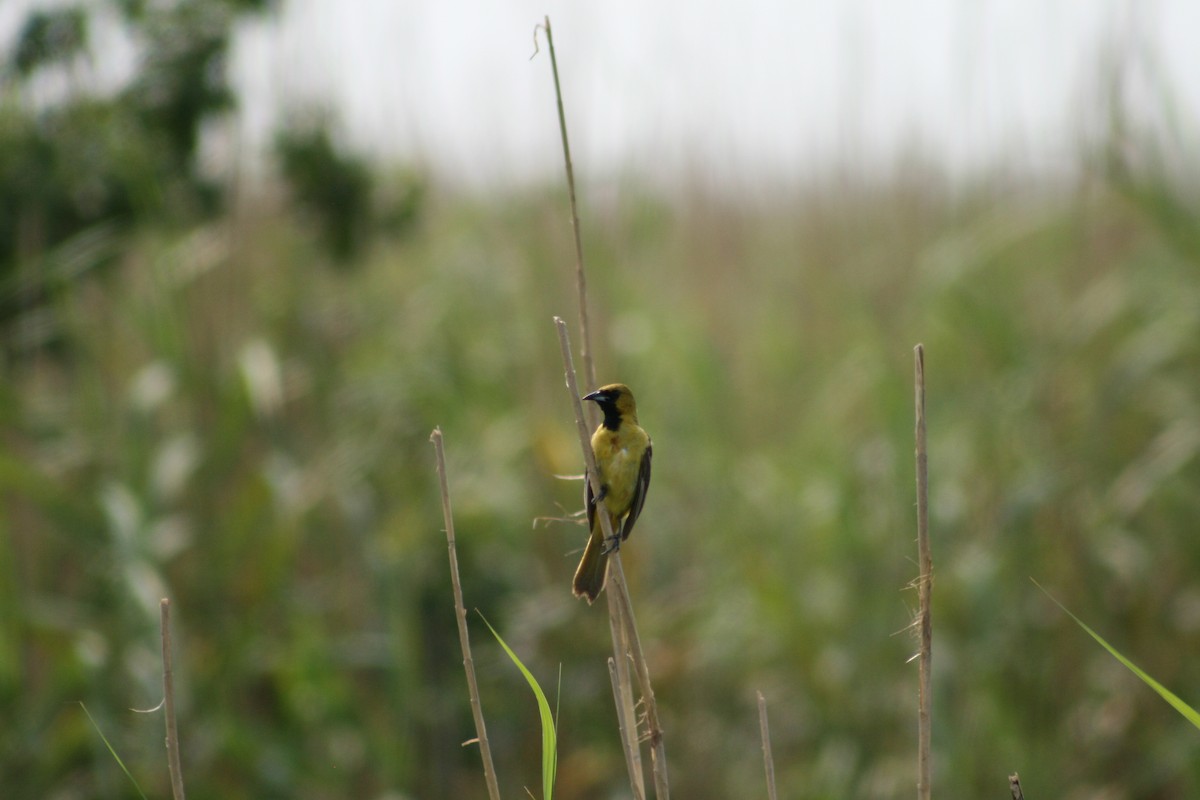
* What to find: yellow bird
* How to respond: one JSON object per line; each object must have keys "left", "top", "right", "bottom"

{"left": 573, "top": 383, "right": 653, "bottom": 603}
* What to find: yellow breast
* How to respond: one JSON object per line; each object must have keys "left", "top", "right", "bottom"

{"left": 591, "top": 426, "right": 649, "bottom": 518}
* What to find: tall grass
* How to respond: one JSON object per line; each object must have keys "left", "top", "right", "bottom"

{"left": 1, "top": 144, "right": 1199, "bottom": 796}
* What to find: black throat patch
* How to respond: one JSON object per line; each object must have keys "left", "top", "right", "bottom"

{"left": 599, "top": 404, "right": 622, "bottom": 431}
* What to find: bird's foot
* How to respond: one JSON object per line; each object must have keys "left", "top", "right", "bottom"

{"left": 601, "top": 534, "right": 622, "bottom": 555}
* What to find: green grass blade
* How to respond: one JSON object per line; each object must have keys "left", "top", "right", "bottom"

{"left": 79, "top": 702, "right": 149, "bottom": 799}
{"left": 481, "top": 613, "right": 557, "bottom": 800}
{"left": 1035, "top": 580, "right": 1200, "bottom": 729}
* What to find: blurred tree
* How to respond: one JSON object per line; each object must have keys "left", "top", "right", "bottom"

{"left": 275, "top": 120, "right": 374, "bottom": 262}
{"left": 9, "top": 8, "right": 88, "bottom": 77}
{"left": 275, "top": 116, "right": 424, "bottom": 263}
{"left": 0, "top": 0, "right": 273, "bottom": 335}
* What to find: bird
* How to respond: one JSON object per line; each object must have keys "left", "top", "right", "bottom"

{"left": 572, "top": 383, "right": 652, "bottom": 603}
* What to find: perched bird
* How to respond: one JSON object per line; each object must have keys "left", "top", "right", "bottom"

{"left": 573, "top": 383, "right": 653, "bottom": 603}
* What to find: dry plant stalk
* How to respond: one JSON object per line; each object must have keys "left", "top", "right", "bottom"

{"left": 913, "top": 344, "right": 933, "bottom": 800}
{"left": 604, "top": 553, "right": 668, "bottom": 794}
{"left": 541, "top": 15, "right": 596, "bottom": 392}
{"left": 757, "top": 691, "right": 778, "bottom": 800}
{"left": 607, "top": 596, "right": 645, "bottom": 798}
{"left": 608, "top": 658, "right": 646, "bottom": 800}
{"left": 160, "top": 598, "right": 186, "bottom": 800}
{"left": 1009, "top": 773, "right": 1025, "bottom": 800}
{"left": 431, "top": 427, "right": 503, "bottom": 800}
{"left": 555, "top": 317, "right": 670, "bottom": 799}
{"left": 538, "top": 15, "right": 650, "bottom": 797}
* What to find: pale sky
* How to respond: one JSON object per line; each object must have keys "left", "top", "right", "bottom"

{"left": 5, "top": 1, "right": 1199, "bottom": 188}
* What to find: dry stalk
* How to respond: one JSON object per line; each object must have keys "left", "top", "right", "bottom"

{"left": 555, "top": 317, "right": 670, "bottom": 799}
{"left": 160, "top": 598, "right": 186, "bottom": 800}
{"left": 538, "top": 17, "right": 667, "bottom": 797}
{"left": 757, "top": 691, "right": 778, "bottom": 800}
{"left": 605, "top": 555, "right": 669, "bottom": 797}
{"left": 607, "top": 591, "right": 644, "bottom": 796}
{"left": 540, "top": 15, "right": 596, "bottom": 394}
{"left": 914, "top": 344, "right": 932, "bottom": 800}
{"left": 608, "top": 658, "right": 646, "bottom": 800}
{"left": 431, "top": 427, "right": 502, "bottom": 800}
{"left": 537, "top": 16, "right": 644, "bottom": 790}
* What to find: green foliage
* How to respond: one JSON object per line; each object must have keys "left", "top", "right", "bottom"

{"left": 1, "top": 148, "right": 1199, "bottom": 798}
{"left": 123, "top": 1, "right": 237, "bottom": 174}
{"left": 79, "top": 703, "right": 148, "bottom": 800}
{"left": 275, "top": 117, "right": 425, "bottom": 262}
{"left": 9, "top": 8, "right": 88, "bottom": 77}
{"left": 1039, "top": 582, "right": 1200, "bottom": 731}
{"left": 0, "top": 0, "right": 268, "bottom": 331}
{"left": 275, "top": 121, "right": 373, "bottom": 262}
{"left": 0, "top": 99, "right": 156, "bottom": 320}
{"left": 483, "top": 614, "right": 558, "bottom": 800}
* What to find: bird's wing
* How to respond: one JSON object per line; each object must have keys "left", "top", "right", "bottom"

{"left": 620, "top": 440, "right": 652, "bottom": 541}
{"left": 585, "top": 469, "right": 596, "bottom": 533}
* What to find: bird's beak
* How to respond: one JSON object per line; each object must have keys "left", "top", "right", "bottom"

{"left": 582, "top": 389, "right": 607, "bottom": 404}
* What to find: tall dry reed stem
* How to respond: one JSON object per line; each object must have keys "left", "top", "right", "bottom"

{"left": 608, "top": 658, "right": 645, "bottom": 800}
{"left": 160, "top": 598, "right": 186, "bottom": 800}
{"left": 539, "top": 14, "right": 656, "bottom": 798}
{"left": 606, "top": 592, "right": 644, "bottom": 798}
{"left": 555, "top": 317, "right": 670, "bottom": 799}
{"left": 540, "top": 16, "right": 596, "bottom": 396}
{"left": 913, "top": 344, "right": 932, "bottom": 800}
{"left": 757, "top": 692, "right": 778, "bottom": 800}
{"left": 431, "top": 427, "right": 503, "bottom": 800}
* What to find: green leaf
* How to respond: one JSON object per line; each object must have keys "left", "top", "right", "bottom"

{"left": 481, "top": 613, "right": 557, "bottom": 800}
{"left": 1035, "top": 580, "right": 1200, "bottom": 729}
{"left": 79, "top": 702, "right": 149, "bottom": 799}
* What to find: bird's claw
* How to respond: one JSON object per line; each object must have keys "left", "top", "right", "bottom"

{"left": 601, "top": 534, "right": 622, "bottom": 555}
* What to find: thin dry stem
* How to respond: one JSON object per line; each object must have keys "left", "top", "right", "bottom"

{"left": 160, "top": 598, "right": 186, "bottom": 800}
{"left": 757, "top": 692, "right": 778, "bottom": 800}
{"left": 539, "top": 20, "right": 641, "bottom": 780}
{"left": 609, "top": 658, "right": 647, "bottom": 800}
{"left": 554, "top": 315, "right": 644, "bottom": 792}
{"left": 607, "top": 596, "right": 645, "bottom": 796}
{"left": 554, "top": 311, "right": 648, "bottom": 786}
{"left": 431, "top": 427, "right": 502, "bottom": 800}
{"left": 541, "top": 16, "right": 596, "bottom": 396}
{"left": 605, "top": 556, "right": 669, "bottom": 798}
{"left": 1009, "top": 773, "right": 1024, "bottom": 800}
{"left": 555, "top": 317, "right": 670, "bottom": 799}
{"left": 541, "top": 20, "right": 665, "bottom": 795}
{"left": 914, "top": 344, "right": 932, "bottom": 800}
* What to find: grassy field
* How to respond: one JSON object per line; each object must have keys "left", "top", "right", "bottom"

{"left": 3, "top": 152, "right": 1199, "bottom": 798}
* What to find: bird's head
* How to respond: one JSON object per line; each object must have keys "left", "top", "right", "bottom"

{"left": 584, "top": 383, "right": 638, "bottom": 429}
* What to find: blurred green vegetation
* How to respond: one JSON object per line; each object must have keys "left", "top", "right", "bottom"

{"left": 2, "top": 148, "right": 1199, "bottom": 797}
{"left": 3, "top": 9, "right": 1200, "bottom": 798}
{"left": 0, "top": 0, "right": 299, "bottom": 338}
{"left": 275, "top": 116, "right": 424, "bottom": 263}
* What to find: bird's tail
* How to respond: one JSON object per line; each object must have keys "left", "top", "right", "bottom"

{"left": 572, "top": 529, "right": 609, "bottom": 603}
